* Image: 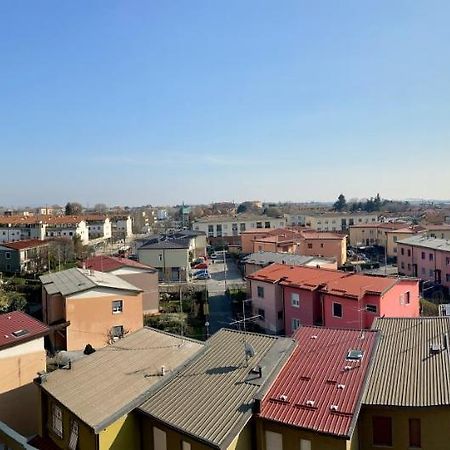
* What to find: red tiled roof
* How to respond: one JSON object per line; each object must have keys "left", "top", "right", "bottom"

{"left": 0, "top": 311, "right": 49, "bottom": 350}
{"left": 82, "top": 255, "right": 155, "bottom": 272}
{"left": 300, "top": 231, "right": 346, "bottom": 240}
{"left": 247, "top": 263, "right": 347, "bottom": 290}
{"left": 1, "top": 239, "right": 49, "bottom": 250}
{"left": 260, "top": 326, "right": 377, "bottom": 438}
{"left": 324, "top": 274, "right": 398, "bottom": 298}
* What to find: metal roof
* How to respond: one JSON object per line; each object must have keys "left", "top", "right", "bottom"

{"left": 138, "top": 329, "right": 295, "bottom": 449}
{"left": 259, "top": 326, "right": 377, "bottom": 438}
{"left": 397, "top": 235, "right": 450, "bottom": 251}
{"left": 244, "top": 251, "right": 335, "bottom": 267}
{"left": 40, "top": 328, "right": 204, "bottom": 432}
{"left": 40, "top": 267, "right": 142, "bottom": 297}
{"left": 364, "top": 317, "right": 450, "bottom": 407}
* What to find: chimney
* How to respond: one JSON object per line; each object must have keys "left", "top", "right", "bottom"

{"left": 160, "top": 365, "right": 166, "bottom": 376}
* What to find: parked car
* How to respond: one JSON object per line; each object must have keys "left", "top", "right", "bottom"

{"left": 193, "top": 262, "right": 208, "bottom": 269}
{"left": 193, "top": 270, "right": 211, "bottom": 280}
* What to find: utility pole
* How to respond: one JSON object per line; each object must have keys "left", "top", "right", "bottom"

{"left": 223, "top": 249, "right": 227, "bottom": 291}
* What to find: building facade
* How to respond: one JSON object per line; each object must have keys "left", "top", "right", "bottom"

{"left": 305, "top": 213, "right": 379, "bottom": 232}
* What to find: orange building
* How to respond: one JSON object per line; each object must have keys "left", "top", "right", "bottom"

{"left": 298, "top": 231, "right": 347, "bottom": 266}
{"left": 0, "top": 311, "right": 49, "bottom": 435}
{"left": 40, "top": 267, "right": 143, "bottom": 351}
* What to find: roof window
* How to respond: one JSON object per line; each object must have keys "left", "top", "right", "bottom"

{"left": 346, "top": 349, "right": 363, "bottom": 361}
{"left": 12, "top": 329, "right": 29, "bottom": 338}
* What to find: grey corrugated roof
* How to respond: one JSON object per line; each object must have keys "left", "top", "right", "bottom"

{"left": 244, "top": 251, "right": 335, "bottom": 267}
{"left": 139, "top": 240, "right": 189, "bottom": 250}
{"left": 397, "top": 235, "right": 450, "bottom": 251}
{"left": 40, "top": 328, "right": 204, "bottom": 431}
{"left": 40, "top": 267, "right": 142, "bottom": 296}
{"left": 139, "top": 329, "right": 295, "bottom": 449}
{"left": 364, "top": 317, "right": 450, "bottom": 407}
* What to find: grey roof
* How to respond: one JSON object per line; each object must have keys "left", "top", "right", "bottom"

{"left": 244, "top": 251, "right": 335, "bottom": 267}
{"left": 397, "top": 235, "right": 450, "bottom": 251}
{"left": 364, "top": 317, "right": 450, "bottom": 407}
{"left": 139, "top": 239, "right": 189, "bottom": 250}
{"left": 40, "top": 267, "right": 142, "bottom": 296}
{"left": 40, "top": 328, "right": 204, "bottom": 431}
{"left": 139, "top": 329, "right": 295, "bottom": 449}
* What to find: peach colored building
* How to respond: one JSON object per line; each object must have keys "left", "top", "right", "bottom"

{"left": 0, "top": 311, "right": 48, "bottom": 436}
{"left": 40, "top": 268, "right": 143, "bottom": 351}
{"left": 298, "top": 231, "right": 347, "bottom": 266}
{"left": 83, "top": 255, "right": 159, "bottom": 315}
{"left": 349, "top": 222, "right": 409, "bottom": 248}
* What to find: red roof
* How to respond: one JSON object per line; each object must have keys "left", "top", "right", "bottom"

{"left": 324, "top": 273, "right": 398, "bottom": 298}
{"left": 82, "top": 255, "right": 155, "bottom": 272}
{"left": 300, "top": 231, "right": 346, "bottom": 240}
{"left": 0, "top": 311, "right": 49, "bottom": 350}
{"left": 260, "top": 326, "right": 377, "bottom": 437}
{"left": 1, "top": 239, "right": 49, "bottom": 250}
{"left": 248, "top": 263, "right": 347, "bottom": 290}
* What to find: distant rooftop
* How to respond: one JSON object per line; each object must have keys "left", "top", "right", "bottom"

{"left": 40, "top": 267, "right": 142, "bottom": 297}
{"left": 397, "top": 235, "right": 450, "bottom": 251}
{"left": 40, "top": 328, "right": 204, "bottom": 431}
{"left": 244, "top": 251, "right": 335, "bottom": 267}
{"left": 0, "top": 239, "right": 49, "bottom": 250}
{"left": 260, "top": 326, "right": 377, "bottom": 438}
{"left": 193, "top": 214, "right": 284, "bottom": 224}
{"left": 83, "top": 255, "right": 156, "bottom": 273}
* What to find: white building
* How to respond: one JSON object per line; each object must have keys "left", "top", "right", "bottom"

{"left": 111, "top": 215, "right": 133, "bottom": 239}
{"left": 157, "top": 209, "right": 168, "bottom": 221}
{"left": 85, "top": 215, "right": 112, "bottom": 240}
{"left": 192, "top": 215, "right": 286, "bottom": 238}
{"left": 304, "top": 212, "right": 379, "bottom": 232}
{"left": 45, "top": 217, "right": 89, "bottom": 244}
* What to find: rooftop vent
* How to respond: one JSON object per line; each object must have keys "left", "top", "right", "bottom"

{"left": 430, "top": 343, "right": 441, "bottom": 355}
{"left": 160, "top": 366, "right": 166, "bottom": 376}
{"left": 279, "top": 394, "right": 288, "bottom": 402}
{"left": 330, "top": 405, "right": 339, "bottom": 411}
{"left": 306, "top": 400, "right": 315, "bottom": 407}
{"left": 337, "top": 384, "right": 345, "bottom": 390}
{"left": 346, "top": 349, "right": 363, "bottom": 361}
{"left": 12, "top": 329, "right": 29, "bottom": 338}
{"left": 344, "top": 365, "right": 352, "bottom": 371}
{"left": 311, "top": 335, "right": 318, "bottom": 339}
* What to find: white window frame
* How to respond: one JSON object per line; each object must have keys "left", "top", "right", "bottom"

{"left": 291, "top": 292, "right": 300, "bottom": 308}
{"left": 182, "top": 442, "right": 192, "bottom": 450}
{"left": 292, "top": 318, "right": 300, "bottom": 331}
{"left": 52, "top": 404, "right": 63, "bottom": 438}
{"left": 112, "top": 300, "right": 123, "bottom": 314}
{"left": 332, "top": 302, "right": 343, "bottom": 318}
{"left": 300, "top": 439, "right": 312, "bottom": 450}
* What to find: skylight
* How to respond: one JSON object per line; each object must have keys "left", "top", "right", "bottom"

{"left": 346, "top": 349, "right": 363, "bottom": 361}
{"left": 12, "top": 329, "right": 29, "bottom": 338}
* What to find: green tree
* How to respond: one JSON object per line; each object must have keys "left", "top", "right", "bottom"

{"left": 0, "top": 290, "right": 27, "bottom": 313}
{"left": 65, "top": 202, "right": 83, "bottom": 215}
{"left": 333, "top": 194, "right": 347, "bottom": 212}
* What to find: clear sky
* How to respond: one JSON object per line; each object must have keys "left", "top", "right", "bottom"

{"left": 1, "top": 1, "right": 449, "bottom": 207}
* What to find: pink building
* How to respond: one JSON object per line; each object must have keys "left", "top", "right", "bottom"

{"left": 398, "top": 235, "right": 450, "bottom": 290}
{"left": 247, "top": 263, "right": 420, "bottom": 335}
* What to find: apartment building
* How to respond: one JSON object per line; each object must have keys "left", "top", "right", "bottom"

{"left": 305, "top": 212, "right": 378, "bottom": 231}
{"left": 40, "top": 268, "right": 143, "bottom": 351}
{"left": 360, "top": 317, "right": 450, "bottom": 450}
{"left": 0, "top": 239, "right": 49, "bottom": 274}
{"left": 385, "top": 226, "right": 425, "bottom": 259}
{"left": 426, "top": 224, "right": 450, "bottom": 240}
{"left": 257, "top": 326, "right": 377, "bottom": 450}
{"left": 247, "top": 264, "right": 419, "bottom": 335}
{"left": 85, "top": 215, "right": 112, "bottom": 240}
{"left": 0, "top": 312, "right": 48, "bottom": 436}
{"left": 397, "top": 235, "right": 450, "bottom": 289}
{"left": 110, "top": 214, "right": 133, "bottom": 239}
{"left": 44, "top": 216, "right": 89, "bottom": 244}
{"left": 298, "top": 231, "right": 347, "bottom": 266}
{"left": 349, "top": 222, "right": 409, "bottom": 247}
{"left": 192, "top": 215, "right": 286, "bottom": 243}
{"left": 0, "top": 216, "right": 47, "bottom": 243}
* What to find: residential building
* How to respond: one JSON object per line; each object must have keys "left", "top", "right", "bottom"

{"left": 0, "top": 239, "right": 49, "bottom": 274}
{"left": 138, "top": 328, "right": 294, "bottom": 450}
{"left": 0, "top": 311, "right": 48, "bottom": 435}
{"left": 349, "top": 222, "right": 409, "bottom": 247}
{"left": 110, "top": 214, "right": 133, "bottom": 239}
{"left": 426, "top": 224, "right": 450, "bottom": 240}
{"left": 156, "top": 209, "right": 168, "bottom": 221}
{"left": 360, "top": 317, "right": 450, "bottom": 450}
{"left": 44, "top": 216, "right": 89, "bottom": 244}
{"left": 85, "top": 215, "right": 112, "bottom": 240}
{"left": 257, "top": 326, "right": 377, "bottom": 450}
{"left": 397, "top": 235, "right": 450, "bottom": 289}
{"left": 244, "top": 251, "right": 337, "bottom": 277}
{"left": 34, "top": 328, "right": 203, "bottom": 450}
{"left": 284, "top": 213, "right": 307, "bottom": 226}
{"left": 192, "top": 215, "right": 286, "bottom": 244}
{"left": 0, "top": 216, "right": 47, "bottom": 243}
{"left": 83, "top": 255, "right": 159, "bottom": 314}
{"left": 298, "top": 231, "right": 347, "bottom": 266}
{"left": 385, "top": 226, "right": 425, "bottom": 259}
{"left": 305, "top": 212, "right": 378, "bottom": 231}
{"left": 40, "top": 268, "right": 143, "bottom": 351}
{"left": 247, "top": 264, "right": 419, "bottom": 335}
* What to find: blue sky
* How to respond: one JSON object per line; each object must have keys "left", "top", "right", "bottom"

{"left": 1, "top": 1, "right": 449, "bottom": 207}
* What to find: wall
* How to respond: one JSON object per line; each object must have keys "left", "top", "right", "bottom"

{"left": 241, "top": 231, "right": 270, "bottom": 254}
{"left": 349, "top": 226, "right": 379, "bottom": 247}
{"left": 249, "top": 280, "right": 283, "bottom": 334}
{"left": 298, "top": 238, "right": 347, "bottom": 266}
{"left": 255, "top": 418, "right": 351, "bottom": 450}
{"left": 0, "top": 338, "right": 46, "bottom": 435}
{"left": 379, "top": 280, "right": 420, "bottom": 319}
{"left": 0, "top": 247, "right": 20, "bottom": 273}
{"left": 65, "top": 289, "right": 143, "bottom": 351}
{"left": 359, "top": 405, "right": 450, "bottom": 450}
{"left": 283, "top": 286, "right": 319, "bottom": 334}
{"left": 99, "top": 413, "right": 140, "bottom": 450}
{"left": 138, "top": 248, "right": 189, "bottom": 279}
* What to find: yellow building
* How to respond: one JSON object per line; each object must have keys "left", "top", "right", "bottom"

{"left": 360, "top": 317, "right": 450, "bottom": 450}
{"left": 385, "top": 227, "right": 425, "bottom": 258}
{"left": 138, "top": 329, "right": 295, "bottom": 450}
{"left": 349, "top": 223, "right": 408, "bottom": 248}
{"left": 35, "top": 328, "right": 203, "bottom": 450}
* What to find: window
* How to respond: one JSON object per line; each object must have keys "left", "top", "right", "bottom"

{"left": 407, "top": 249, "right": 411, "bottom": 257}
{"left": 111, "top": 325, "right": 124, "bottom": 338}
{"left": 52, "top": 404, "right": 63, "bottom": 438}
{"left": 333, "top": 303, "right": 342, "bottom": 318}
{"left": 240, "top": 223, "right": 246, "bottom": 232}
{"left": 300, "top": 439, "right": 311, "bottom": 450}
{"left": 265, "top": 221, "right": 270, "bottom": 228}
{"left": 320, "top": 243, "right": 324, "bottom": 248}
{"left": 400, "top": 262, "right": 405, "bottom": 269}
{"left": 258, "top": 308, "right": 265, "bottom": 319}
{"left": 153, "top": 427, "right": 167, "bottom": 450}
{"left": 393, "top": 236, "right": 398, "bottom": 242}
{"left": 68, "top": 420, "right": 79, "bottom": 450}
{"left": 366, "top": 304, "right": 377, "bottom": 313}
{"left": 447, "top": 274, "right": 450, "bottom": 283}
{"left": 429, "top": 253, "right": 434, "bottom": 261}
{"left": 409, "top": 418, "right": 421, "bottom": 448}
{"left": 307, "top": 243, "right": 313, "bottom": 249}
{"left": 181, "top": 442, "right": 191, "bottom": 450}
{"left": 112, "top": 300, "right": 123, "bottom": 314}
{"left": 5, "top": 252, "right": 10, "bottom": 259}
{"left": 265, "top": 431, "right": 282, "bottom": 450}
{"left": 292, "top": 318, "right": 300, "bottom": 331}
{"left": 430, "top": 269, "right": 434, "bottom": 277}
{"left": 291, "top": 293, "right": 300, "bottom": 308}
{"left": 257, "top": 286, "right": 264, "bottom": 298}
{"left": 421, "top": 251, "right": 425, "bottom": 260}
{"left": 447, "top": 257, "right": 450, "bottom": 266}
{"left": 404, "top": 292, "right": 410, "bottom": 304}
{"left": 400, "top": 248, "right": 404, "bottom": 255}
{"left": 256, "top": 222, "right": 263, "bottom": 228}
{"left": 407, "top": 264, "right": 411, "bottom": 271}
{"left": 372, "top": 416, "right": 392, "bottom": 446}
{"left": 277, "top": 310, "right": 283, "bottom": 320}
